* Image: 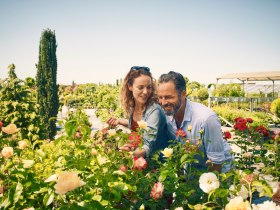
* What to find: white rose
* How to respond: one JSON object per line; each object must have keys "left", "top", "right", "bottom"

{"left": 199, "top": 172, "right": 220, "bottom": 193}
{"left": 252, "top": 200, "right": 280, "bottom": 210}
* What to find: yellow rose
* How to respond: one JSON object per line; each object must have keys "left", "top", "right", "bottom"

{"left": 161, "top": 148, "right": 173, "bottom": 158}
{"left": 1, "top": 147, "right": 14, "bottom": 158}
{"left": 2, "top": 123, "right": 19, "bottom": 134}
{"left": 139, "top": 204, "right": 145, "bottom": 210}
{"left": 54, "top": 171, "right": 85, "bottom": 194}
{"left": 137, "top": 120, "right": 148, "bottom": 130}
{"left": 188, "top": 125, "right": 192, "bottom": 131}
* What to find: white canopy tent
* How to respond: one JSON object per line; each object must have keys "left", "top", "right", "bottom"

{"left": 216, "top": 71, "right": 280, "bottom": 97}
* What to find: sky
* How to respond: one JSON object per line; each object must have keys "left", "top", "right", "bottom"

{"left": 0, "top": 0, "right": 280, "bottom": 85}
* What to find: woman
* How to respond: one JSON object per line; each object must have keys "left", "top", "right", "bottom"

{"left": 107, "top": 66, "right": 170, "bottom": 158}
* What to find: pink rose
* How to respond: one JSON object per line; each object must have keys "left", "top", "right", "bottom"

{"left": 176, "top": 129, "right": 187, "bottom": 138}
{"left": 150, "top": 182, "right": 164, "bottom": 200}
{"left": 133, "top": 156, "right": 147, "bottom": 171}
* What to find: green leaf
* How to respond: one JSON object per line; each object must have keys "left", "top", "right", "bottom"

{"left": 43, "top": 192, "right": 54, "bottom": 206}
{"left": 159, "top": 173, "right": 167, "bottom": 182}
{"left": 252, "top": 181, "right": 273, "bottom": 197}
{"left": 180, "top": 154, "right": 188, "bottom": 164}
{"left": 13, "top": 182, "right": 23, "bottom": 204}
{"left": 92, "top": 195, "right": 102, "bottom": 202}
{"left": 65, "top": 120, "right": 77, "bottom": 137}
{"left": 34, "top": 187, "right": 50, "bottom": 194}
{"left": 112, "top": 170, "right": 127, "bottom": 176}
{"left": 1, "top": 198, "right": 11, "bottom": 209}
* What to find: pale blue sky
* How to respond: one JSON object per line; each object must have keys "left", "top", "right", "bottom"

{"left": 0, "top": 0, "right": 279, "bottom": 85}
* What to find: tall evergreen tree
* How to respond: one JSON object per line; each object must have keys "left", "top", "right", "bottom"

{"left": 36, "top": 29, "right": 59, "bottom": 140}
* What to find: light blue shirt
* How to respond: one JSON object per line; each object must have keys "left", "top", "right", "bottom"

{"left": 128, "top": 103, "right": 170, "bottom": 157}
{"left": 167, "top": 98, "right": 233, "bottom": 171}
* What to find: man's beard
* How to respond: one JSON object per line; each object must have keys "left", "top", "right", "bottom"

{"left": 163, "top": 98, "right": 182, "bottom": 116}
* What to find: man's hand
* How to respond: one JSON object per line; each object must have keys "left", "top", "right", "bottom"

{"left": 209, "top": 163, "right": 222, "bottom": 173}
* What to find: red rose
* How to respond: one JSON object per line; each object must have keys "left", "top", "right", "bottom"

{"left": 234, "top": 123, "right": 247, "bottom": 131}
{"left": 236, "top": 118, "right": 247, "bottom": 125}
{"left": 223, "top": 131, "right": 231, "bottom": 139}
{"left": 128, "top": 132, "right": 142, "bottom": 148}
{"left": 0, "top": 121, "right": 3, "bottom": 129}
{"left": 233, "top": 117, "right": 248, "bottom": 131}
{"left": 234, "top": 117, "right": 243, "bottom": 122}
{"left": 255, "top": 126, "right": 269, "bottom": 137}
{"left": 176, "top": 129, "right": 187, "bottom": 138}
{"left": 246, "top": 118, "right": 253, "bottom": 123}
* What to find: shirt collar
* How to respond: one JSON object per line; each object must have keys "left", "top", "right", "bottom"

{"left": 169, "top": 98, "right": 192, "bottom": 129}
{"left": 183, "top": 98, "right": 192, "bottom": 123}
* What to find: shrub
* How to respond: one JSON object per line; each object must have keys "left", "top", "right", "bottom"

{"left": 270, "top": 98, "right": 280, "bottom": 118}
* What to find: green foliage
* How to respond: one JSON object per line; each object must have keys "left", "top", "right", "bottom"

{"left": 212, "top": 105, "right": 273, "bottom": 126}
{"left": 270, "top": 98, "right": 280, "bottom": 118}
{"left": 196, "top": 87, "right": 209, "bottom": 102}
{"left": 186, "top": 81, "right": 201, "bottom": 96}
{"left": 0, "top": 65, "right": 42, "bottom": 141}
{"left": 36, "top": 29, "right": 59, "bottom": 140}
{"left": 213, "top": 83, "right": 245, "bottom": 97}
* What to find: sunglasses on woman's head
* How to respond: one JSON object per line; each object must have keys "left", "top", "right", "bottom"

{"left": 130, "top": 66, "right": 150, "bottom": 72}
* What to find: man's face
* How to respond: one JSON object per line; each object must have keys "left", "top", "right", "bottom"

{"left": 158, "top": 81, "right": 182, "bottom": 116}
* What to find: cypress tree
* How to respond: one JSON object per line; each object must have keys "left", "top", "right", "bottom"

{"left": 36, "top": 29, "right": 59, "bottom": 140}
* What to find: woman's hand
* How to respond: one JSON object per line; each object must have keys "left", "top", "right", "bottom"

{"left": 119, "top": 143, "right": 135, "bottom": 151}
{"left": 106, "top": 117, "right": 120, "bottom": 127}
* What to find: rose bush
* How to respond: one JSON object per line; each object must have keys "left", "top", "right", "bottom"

{"left": 0, "top": 111, "right": 279, "bottom": 209}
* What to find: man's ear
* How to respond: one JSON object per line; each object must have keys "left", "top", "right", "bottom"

{"left": 181, "top": 90, "right": 187, "bottom": 97}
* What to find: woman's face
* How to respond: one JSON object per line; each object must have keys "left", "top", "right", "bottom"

{"left": 129, "top": 75, "right": 153, "bottom": 106}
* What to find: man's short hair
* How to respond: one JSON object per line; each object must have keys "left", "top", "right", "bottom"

{"left": 158, "top": 71, "right": 186, "bottom": 93}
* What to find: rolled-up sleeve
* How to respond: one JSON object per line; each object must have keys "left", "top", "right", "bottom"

{"left": 203, "top": 115, "right": 225, "bottom": 164}
{"left": 142, "top": 108, "right": 161, "bottom": 157}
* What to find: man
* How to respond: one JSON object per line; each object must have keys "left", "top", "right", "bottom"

{"left": 157, "top": 71, "right": 233, "bottom": 173}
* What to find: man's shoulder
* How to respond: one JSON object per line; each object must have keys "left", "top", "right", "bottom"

{"left": 189, "top": 100, "right": 217, "bottom": 121}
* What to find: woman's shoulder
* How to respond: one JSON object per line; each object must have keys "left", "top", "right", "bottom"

{"left": 145, "top": 103, "right": 164, "bottom": 114}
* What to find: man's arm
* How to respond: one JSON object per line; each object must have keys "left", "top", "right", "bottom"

{"left": 204, "top": 115, "right": 226, "bottom": 173}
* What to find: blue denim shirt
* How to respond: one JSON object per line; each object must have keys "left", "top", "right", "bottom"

{"left": 128, "top": 103, "right": 170, "bottom": 157}
{"left": 167, "top": 98, "right": 233, "bottom": 171}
